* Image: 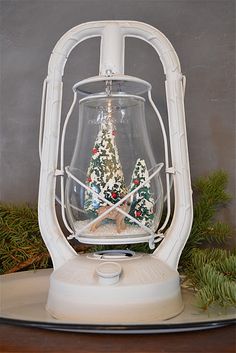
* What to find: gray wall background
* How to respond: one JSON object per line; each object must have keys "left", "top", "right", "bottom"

{"left": 0, "top": 0, "right": 235, "bottom": 228}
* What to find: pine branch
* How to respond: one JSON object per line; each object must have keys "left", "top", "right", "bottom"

{"left": 180, "top": 171, "right": 233, "bottom": 262}
{"left": 183, "top": 248, "right": 236, "bottom": 310}
{"left": 179, "top": 170, "right": 236, "bottom": 310}
{"left": 216, "top": 255, "right": 236, "bottom": 280}
{"left": 194, "top": 264, "right": 236, "bottom": 309}
{"left": 0, "top": 203, "right": 51, "bottom": 274}
{"left": 0, "top": 203, "right": 90, "bottom": 274}
{"left": 5, "top": 253, "right": 49, "bottom": 274}
{"left": 203, "top": 222, "right": 232, "bottom": 244}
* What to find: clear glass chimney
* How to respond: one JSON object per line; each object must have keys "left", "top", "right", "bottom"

{"left": 65, "top": 90, "right": 164, "bottom": 244}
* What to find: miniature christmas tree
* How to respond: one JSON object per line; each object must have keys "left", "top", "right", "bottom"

{"left": 84, "top": 120, "right": 127, "bottom": 217}
{"left": 128, "top": 158, "right": 155, "bottom": 228}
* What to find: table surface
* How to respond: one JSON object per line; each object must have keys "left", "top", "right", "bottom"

{"left": 0, "top": 323, "right": 235, "bottom": 353}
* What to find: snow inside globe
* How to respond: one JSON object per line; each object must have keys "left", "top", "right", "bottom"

{"left": 65, "top": 80, "right": 164, "bottom": 246}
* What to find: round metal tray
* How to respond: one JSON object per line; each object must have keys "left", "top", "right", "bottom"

{"left": 1, "top": 269, "right": 235, "bottom": 334}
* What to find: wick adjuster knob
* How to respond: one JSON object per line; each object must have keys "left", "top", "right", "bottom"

{"left": 96, "top": 262, "right": 122, "bottom": 285}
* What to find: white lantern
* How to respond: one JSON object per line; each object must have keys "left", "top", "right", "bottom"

{"left": 38, "top": 21, "right": 193, "bottom": 323}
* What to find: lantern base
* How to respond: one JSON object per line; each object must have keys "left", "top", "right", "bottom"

{"left": 46, "top": 253, "right": 184, "bottom": 324}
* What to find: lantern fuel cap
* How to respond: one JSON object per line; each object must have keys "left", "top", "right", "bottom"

{"left": 96, "top": 262, "right": 122, "bottom": 285}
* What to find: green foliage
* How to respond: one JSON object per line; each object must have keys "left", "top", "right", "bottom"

{"left": 0, "top": 203, "right": 50, "bottom": 274}
{"left": 181, "top": 171, "right": 232, "bottom": 260}
{"left": 195, "top": 265, "right": 236, "bottom": 309}
{"left": 180, "top": 171, "right": 235, "bottom": 310}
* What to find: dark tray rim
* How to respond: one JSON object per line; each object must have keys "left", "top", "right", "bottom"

{"left": 1, "top": 316, "right": 235, "bottom": 334}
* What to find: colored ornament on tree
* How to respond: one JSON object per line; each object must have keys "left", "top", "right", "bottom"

{"left": 135, "top": 210, "right": 142, "bottom": 218}
{"left": 128, "top": 158, "right": 155, "bottom": 228}
{"left": 84, "top": 120, "right": 127, "bottom": 217}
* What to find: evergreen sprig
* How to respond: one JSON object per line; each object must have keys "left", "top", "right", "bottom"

{"left": 181, "top": 170, "right": 232, "bottom": 261}
{"left": 180, "top": 171, "right": 236, "bottom": 310}
{"left": 0, "top": 204, "right": 50, "bottom": 273}
{"left": 195, "top": 265, "right": 236, "bottom": 309}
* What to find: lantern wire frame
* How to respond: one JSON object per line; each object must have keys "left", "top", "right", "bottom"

{"left": 39, "top": 76, "right": 176, "bottom": 249}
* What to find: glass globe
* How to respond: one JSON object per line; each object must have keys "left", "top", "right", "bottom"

{"left": 65, "top": 92, "right": 164, "bottom": 244}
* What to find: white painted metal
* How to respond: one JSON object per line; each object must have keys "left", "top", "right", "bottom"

{"left": 154, "top": 76, "right": 193, "bottom": 268}
{"left": 59, "top": 91, "right": 77, "bottom": 235}
{"left": 39, "top": 78, "right": 48, "bottom": 160}
{"left": 73, "top": 74, "right": 151, "bottom": 95}
{"left": 96, "top": 262, "right": 122, "bottom": 285}
{"left": 46, "top": 254, "right": 183, "bottom": 323}
{"left": 38, "top": 20, "right": 193, "bottom": 322}
{"left": 99, "top": 23, "right": 125, "bottom": 75}
{"left": 78, "top": 91, "right": 146, "bottom": 103}
{"left": 38, "top": 78, "right": 76, "bottom": 269}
